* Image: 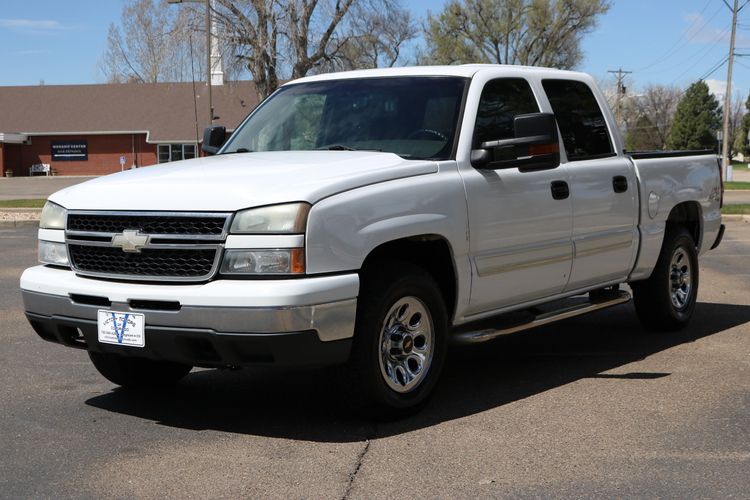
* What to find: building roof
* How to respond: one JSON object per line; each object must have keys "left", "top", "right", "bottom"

{"left": 0, "top": 81, "right": 259, "bottom": 143}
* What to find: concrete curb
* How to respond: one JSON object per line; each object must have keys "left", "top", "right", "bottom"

{"left": 722, "top": 214, "right": 750, "bottom": 222}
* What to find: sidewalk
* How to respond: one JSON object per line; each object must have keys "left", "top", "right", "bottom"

{"left": 0, "top": 176, "right": 95, "bottom": 201}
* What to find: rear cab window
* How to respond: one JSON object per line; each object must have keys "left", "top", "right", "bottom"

{"left": 541, "top": 79, "right": 615, "bottom": 161}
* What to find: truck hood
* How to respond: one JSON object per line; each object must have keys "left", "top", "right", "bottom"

{"left": 49, "top": 151, "right": 438, "bottom": 211}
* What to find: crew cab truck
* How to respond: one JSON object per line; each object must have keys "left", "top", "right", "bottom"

{"left": 20, "top": 65, "right": 724, "bottom": 416}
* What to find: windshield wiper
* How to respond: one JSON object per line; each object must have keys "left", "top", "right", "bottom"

{"left": 317, "top": 144, "right": 357, "bottom": 151}
{"left": 317, "top": 144, "right": 382, "bottom": 152}
{"left": 222, "top": 148, "right": 253, "bottom": 154}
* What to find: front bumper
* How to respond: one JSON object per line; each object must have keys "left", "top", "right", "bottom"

{"left": 21, "top": 265, "right": 359, "bottom": 368}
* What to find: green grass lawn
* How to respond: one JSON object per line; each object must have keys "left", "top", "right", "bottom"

{"left": 722, "top": 204, "right": 750, "bottom": 214}
{"left": 0, "top": 199, "right": 46, "bottom": 208}
{"left": 724, "top": 181, "right": 750, "bottom": 190}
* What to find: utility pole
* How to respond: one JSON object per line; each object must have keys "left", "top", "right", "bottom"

{"left": 608, "top": 68, "right": 632, "bottom": 126}
{"left": 205, "top": 0, "right": 213, "bottom": 126}
{"left": 721, "top": 0, "right": 741, "bottom": 182}
{"left": 168, "top": 0, "right": 214, "bottom": 127}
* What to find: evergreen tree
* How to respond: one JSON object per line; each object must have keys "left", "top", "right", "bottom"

{"left": 667, "top": 81, "right": 721, "bottom": 150}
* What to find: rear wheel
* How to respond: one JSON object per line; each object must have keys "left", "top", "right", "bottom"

{"left": 631, "top": 226, "right": 699, "bottom": 331}
{"left": 349, "top": 263, "right": 448, "bottom": 418}
{"left": 88, "top": 351, "right": 192, "bottom": 388}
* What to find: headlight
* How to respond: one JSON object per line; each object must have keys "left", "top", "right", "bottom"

{"left": 40, "top": 201, "right": 66, "bottom": 229}
{"left": 220, "top": 249, "right": 305, "bottom": 275}
{"left": 230, "top": 203, "right": 310, "bottom": 234}
{"left": 39, "top": 240, "right": 69, "bottom": 266}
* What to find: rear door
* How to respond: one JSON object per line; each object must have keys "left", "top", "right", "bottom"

{"left": 541, "top": 79, "right": 638, "bottom": 290}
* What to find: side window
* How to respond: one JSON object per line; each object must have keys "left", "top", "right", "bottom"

{"left": 542, "top": 79, "right": 614, "bottom": 161}
{"left": 473, "top": 78, "right": 539, "bottom": 148}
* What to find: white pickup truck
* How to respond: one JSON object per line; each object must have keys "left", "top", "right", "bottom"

{"left": 21, "top": 65, "right": 724, "bottom": 416}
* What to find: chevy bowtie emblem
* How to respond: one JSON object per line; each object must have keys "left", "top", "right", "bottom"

{"left": 111, "top": 229, "right": 150, "bottom": 253}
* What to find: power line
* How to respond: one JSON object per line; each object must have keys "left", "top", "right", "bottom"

{"left": 670, "top": 28, "right": 730, "bottom": 84}
{"left": 647, "top": 23, "right": 728, "bottom": 77}
{"left": 698, "top": 56, "right": 729, "bottom": 81}
{"left": 636, "top": 0, "right": 715, "bottom": 71}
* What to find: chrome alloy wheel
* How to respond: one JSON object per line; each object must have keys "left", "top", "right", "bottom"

{"left": 378, "top": 296, "right": 434, "bottom": 393}
{"left": 669, "top": 247, "right": 692, "bottom": 310}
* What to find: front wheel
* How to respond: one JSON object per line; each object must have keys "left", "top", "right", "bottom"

{"left": 349, "top": 263, "right": 448, "bottom": 418}
{"left": 631, "top": 226, "right": 699, "bottom": 331}
{"left": 88, "top": 351, "right": 192, "bottom": 388}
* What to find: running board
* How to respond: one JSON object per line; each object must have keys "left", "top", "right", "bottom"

{"left": 452, "top": 290, "right": 631, "bottom": 344}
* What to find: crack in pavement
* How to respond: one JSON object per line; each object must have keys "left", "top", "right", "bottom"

{"left": 342, "top": 424, "right": 377, "bottom": 500}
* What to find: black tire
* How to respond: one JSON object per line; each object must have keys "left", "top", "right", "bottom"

{"left": 631, "top": 226, "right": 699, "bottom": 331}
{"left": 88, "top": 351, "right": 192, "bottom": 388}
{"left": 349, "top": 262, "right": 448, "bottom": 419}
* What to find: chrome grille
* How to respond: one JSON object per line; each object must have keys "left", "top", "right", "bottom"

{"left": 65, "top": 211, "right": 231, "bottom": 282}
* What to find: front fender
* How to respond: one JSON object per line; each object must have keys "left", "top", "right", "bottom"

{"left": 306, "top": 163, "right": 468, "bottom": 275}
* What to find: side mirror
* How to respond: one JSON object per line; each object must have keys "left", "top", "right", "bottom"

{"left": 202, "top": 125, "right": 226, "bottom": 155}
{"left": 471, "top": 113, "right": 560, "bottom": 171}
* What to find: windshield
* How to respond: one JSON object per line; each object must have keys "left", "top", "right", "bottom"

{"left": 222, "top": 77, "right": 468, "bottom": 160}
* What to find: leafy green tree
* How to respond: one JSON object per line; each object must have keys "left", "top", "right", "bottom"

{"left": 735, "top": 93, "right": 750, "bottom": 157}
{"left": 423, "top": 0, "right": 610, "bottom": 68}
{"left": 626, "top": 116, "right": 662, "bottom": 151}
{"left": 667, "top": 81, "right": 721, "bottom": 150}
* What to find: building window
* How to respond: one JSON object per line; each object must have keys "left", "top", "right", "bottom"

{"left": 158, "top": 144, "right": 170, "bottom": 163}
{"left": 158, "top": 143, "right": 198, "bottom": 163}
{"left": 183, "top": 144, "right": 196, "bottom": 160}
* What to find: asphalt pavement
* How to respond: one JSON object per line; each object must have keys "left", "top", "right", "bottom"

{"left": 1, "top": 224, "right": 749, "bottom": 498}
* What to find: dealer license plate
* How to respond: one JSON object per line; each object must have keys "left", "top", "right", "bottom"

{"left": 97, "top": 310, "right": 145, "bottom": 348}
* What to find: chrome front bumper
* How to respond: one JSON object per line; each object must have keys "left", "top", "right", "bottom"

{"left": 20, "top": 266, "right": 359, "bottom": 367}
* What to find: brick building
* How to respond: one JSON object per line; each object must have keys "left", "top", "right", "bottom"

{"left": 0, "top": 81, "right": 258, "bottom": 177}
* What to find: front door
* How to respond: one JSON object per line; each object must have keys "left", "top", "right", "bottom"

{"left": 461, "top": 78, "right": 573, "bottom": 317}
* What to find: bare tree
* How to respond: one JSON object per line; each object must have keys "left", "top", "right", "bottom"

{"left": 213, "top": 0, "right": 355, "bottom": 100}
{"left": 634, "top": 85, "right": 682, "bottom": 149}
{"left": 213, "top": 0, "right": 412, "bottom": 101}
{"left": 332, "top": 3, "right": 418, "bottom": 70}
{"left": 100, "top": 0, "right": 205, "bottom": 84}
{"left": 423, "top": 0, "right": 609, "bottom": 69}
{"left": 602, "top": 83, "right": 682, "bottom": 152}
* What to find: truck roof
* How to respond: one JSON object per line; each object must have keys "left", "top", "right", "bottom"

{"left": 287, "top": 64, "right": 590, "bottom": 85}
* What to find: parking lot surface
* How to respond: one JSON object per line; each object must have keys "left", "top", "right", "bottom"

{"left": 1, "top": 223, "right": 749, "bottom": 498}
{"left": 0, "top": 176, "right": 95, "bottom": 200}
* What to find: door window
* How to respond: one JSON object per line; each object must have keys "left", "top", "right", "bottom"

{"left": 473, "top": 78, "right": 539, "bottom": 148}
{"left": 542, "top": 80, "right": 614, "bottom": 161}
